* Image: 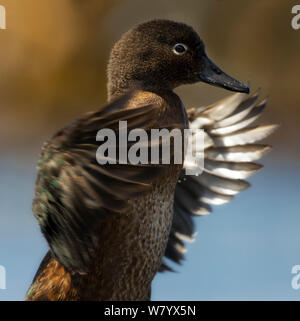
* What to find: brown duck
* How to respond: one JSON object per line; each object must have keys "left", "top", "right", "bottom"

{"left": 25, "top": 19, "right": 277, "bottom": 301}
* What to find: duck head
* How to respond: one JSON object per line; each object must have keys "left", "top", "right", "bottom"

{"left": 107, "top": 19, "right": 249, "bottom": 99}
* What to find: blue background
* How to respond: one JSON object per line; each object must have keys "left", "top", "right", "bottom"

{"left": 1, "top": 155, "right": 300, "bottom": 300}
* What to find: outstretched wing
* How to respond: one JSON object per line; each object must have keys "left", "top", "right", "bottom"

{"left": 33, "top": 92, "right": 174, "bottom": 274}
{"left": 160, "top": 90, "right": 278, "bottom": 271}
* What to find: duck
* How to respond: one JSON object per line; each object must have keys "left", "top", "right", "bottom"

{"left": 25, "top": 19, "right": 277, "bottom": 301}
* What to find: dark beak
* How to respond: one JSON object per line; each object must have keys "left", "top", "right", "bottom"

{"left": 197, "top": 55, "right": 249, "bottom": 94}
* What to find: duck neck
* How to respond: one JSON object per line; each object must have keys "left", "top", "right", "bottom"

{"left": 107, "top": 79, "right": 172, "bottom": 102}
{"left": 107, "top": 66, "right": 175, "bottom": 102}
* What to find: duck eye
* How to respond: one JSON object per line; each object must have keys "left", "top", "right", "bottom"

{"left": 173, "top": 43, "right": 188, "bottom": 55}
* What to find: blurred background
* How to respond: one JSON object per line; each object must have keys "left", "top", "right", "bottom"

{"left": 0, "top": 0, "right": 299, "bottom": 300}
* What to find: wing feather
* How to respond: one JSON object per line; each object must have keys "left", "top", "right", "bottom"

{"left": 33, "top": 92, "right": 173, "bottom": 273}
{"left": 160, "top": 89, "right": 277, "bottom": 271}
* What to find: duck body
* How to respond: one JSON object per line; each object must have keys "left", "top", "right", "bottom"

{"left": 26, "top": 90, "right": 188, "bottom": 300}
{"left": 26, "top": 20, "right": 275, "bottom": 301}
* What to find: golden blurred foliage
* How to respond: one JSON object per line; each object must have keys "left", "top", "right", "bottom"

{"left": 0, "top": 0, "right": 120, "bottom": 149}
{"left": 0, "top": 0, "right": 299, "bottom": 160}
